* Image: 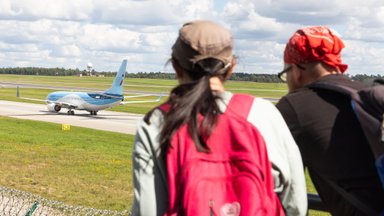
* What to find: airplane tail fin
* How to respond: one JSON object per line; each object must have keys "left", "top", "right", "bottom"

{"left": 104, "top": 59, "right": 127, "bottom": 95}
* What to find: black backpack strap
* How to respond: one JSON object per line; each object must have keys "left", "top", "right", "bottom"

{"left": 308, "top": 82, "right": 359, "bottom": 101}
{"left": 308, "top": 82, "right": 384, "bottom": 157}
{"left": 308, "top": 82, "right": 383, "bottom": 215}
{"left": 319, "top": 175, "right": 380, "bottom": 215}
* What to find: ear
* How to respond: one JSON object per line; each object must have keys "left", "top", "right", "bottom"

{"left": 172, "top": 59, "right": 183, "bottom": 79}
{"left": 293, "top": 64, "right": 304, "bottom": 84}
{"left": 225, "top": 58, "right": 236, "bottom": 80}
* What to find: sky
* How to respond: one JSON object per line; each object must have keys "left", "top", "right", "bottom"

{"left": 1, "top": 0, "right": 384, "bottom": 75}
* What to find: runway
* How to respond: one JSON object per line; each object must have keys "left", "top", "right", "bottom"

{"left": 0, "top": 100, "right": 143, "bottom": 135}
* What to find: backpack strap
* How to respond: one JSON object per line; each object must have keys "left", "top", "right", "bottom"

{"left": 308, "top": 82, "right": 384, "bottom": 157}
{"left": 308, "top": 82, "right": 360, "bottom": 102}
{"left": 226, "top": 94, "right": 255, "bottom": 120}
{"left": 158, "top": 103, "right": 171, "bottom": 112}
{"left": 308, "top": 82, "right": 383, "bottom": 118}
{"left": 308, "top": 82, "right": 384, "bottom": 215}
{"left": 318, "top": 174, "right": 380, "bottom": 215}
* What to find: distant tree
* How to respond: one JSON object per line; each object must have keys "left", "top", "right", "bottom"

{"left": 0, "top": 67, "right": 382, "bottom": 84}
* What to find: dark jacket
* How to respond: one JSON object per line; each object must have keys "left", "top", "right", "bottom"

{"left": 276, "top": 74, "right": 384, "bottom": 215}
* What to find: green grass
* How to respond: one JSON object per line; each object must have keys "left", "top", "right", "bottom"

{"left": 0, "top": 116, "right": 133, "bottom": 210}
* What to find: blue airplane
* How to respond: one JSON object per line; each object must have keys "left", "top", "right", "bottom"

{"left": 18, "top": 59, "right": 162, "bottom": 115}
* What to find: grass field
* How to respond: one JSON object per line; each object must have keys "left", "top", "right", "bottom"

{"left": 0, "top": 74, "right": 330, "bottom": 215}
{"left": 0, "top": 116, "right": 133, "bottom": 211}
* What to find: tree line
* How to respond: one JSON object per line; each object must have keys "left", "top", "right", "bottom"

{"left": 0, "top": 67, "right": 382, "bottom": 83}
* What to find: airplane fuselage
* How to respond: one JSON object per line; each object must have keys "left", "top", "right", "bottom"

{"left": 46, "top": 91, "right": 123, "bottom": 112}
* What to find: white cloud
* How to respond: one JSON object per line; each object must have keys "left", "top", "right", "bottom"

{"left": 52, "top": 44, "right": 82, "bottom": 57}
{"left": 0, "top": 0, "right": 382, "bottom": 75}
{"left": 343, "top": 40, "right": 384, "bottom": 75}
{"left": 0, "top": 0, "right": 21, "bottom": 16}
{"left": 0, "top": 0, "right": 92, "bottom": 21}
{"left": 78, "top": 24, "right": 142, "bottom": 52}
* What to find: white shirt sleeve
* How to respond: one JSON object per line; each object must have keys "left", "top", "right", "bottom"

{"left": 131, "top": 109, "right": 168, "bottom": 216}
{"left": 247, "top": 98, "right": 308, "bottom": 216}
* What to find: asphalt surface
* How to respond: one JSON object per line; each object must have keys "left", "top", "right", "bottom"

{"left": 0, "top": 100, "right": 143, "bottom": 135}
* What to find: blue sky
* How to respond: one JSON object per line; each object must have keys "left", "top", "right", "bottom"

{"left": 0, "top": 0, "right": 383, "bottom": 75}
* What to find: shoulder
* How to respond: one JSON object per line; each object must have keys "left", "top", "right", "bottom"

{"left": 136, "top": 108, "right": 164, "bottom": 144}
{"left": 359, "top": 84, "right": 384, "bottom": 119}
{"left": 253, "top": 97, "right": 277, "bottom": 108}
{"left": 309, "top": 74, "right": 365, "bottom": 91}
{"left": 276, "top": 88, "right": 312, "bottom": 110}
{"left": 248, "top": 97, "right": 287, "bottom": 126}
{"left": 134, "top": 108, "right": 164, "bottom": 156}
{"left": 139, "top": 108, "right": 164, "bottom": 130}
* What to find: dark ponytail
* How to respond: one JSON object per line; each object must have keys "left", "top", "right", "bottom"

{"left": 159, "top": 58, "right": 230, "bottom": 152}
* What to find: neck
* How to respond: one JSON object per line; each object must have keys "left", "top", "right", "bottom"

{"left": 304, "top": 62, "right": 341, "bottom": 83}
{"left": 209, "top": 77, "right": 225, "bottom": 92}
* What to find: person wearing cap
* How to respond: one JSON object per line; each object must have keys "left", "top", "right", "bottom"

{"left": 276, "top": 26, "right": 384, "bottom": 215}
{"left": 131, "top": 20, "right": 307, "bottom": 215}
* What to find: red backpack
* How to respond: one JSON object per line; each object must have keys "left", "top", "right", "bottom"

{"left": 160, "top": 94, "right": 285, "bottom": 216}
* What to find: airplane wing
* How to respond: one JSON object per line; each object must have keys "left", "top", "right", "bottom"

{"left": 124, "top": 94, "right": 158, "bottom": 99}
{"left": 18, "top": 95, "right": 78, "bottom": 109}
{"left": 48, "top": 101, "right": 78, "bottom": 109}
{"left": 97, "top": 93, "right": 156, "bottom": 99}
{"left": 120, "top": 94, "right": 164, "bottom": 104}
{"left": 18, "top": 96, "right": 47, "bottom": 102}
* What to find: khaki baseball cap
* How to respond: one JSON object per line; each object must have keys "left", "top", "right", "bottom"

{"left": 172, "top": 20, "right": 233, "bottom": 72}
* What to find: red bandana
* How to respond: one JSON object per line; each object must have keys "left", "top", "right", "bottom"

{"left": 284, "top": 26, "right": 348, "bottom": 73}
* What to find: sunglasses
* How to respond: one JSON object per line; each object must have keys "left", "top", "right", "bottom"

{"left": 277, "top": 64, "right": 306, "bottom": 82}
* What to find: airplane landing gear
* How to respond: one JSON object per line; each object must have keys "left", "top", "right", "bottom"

{"left": 67, "top": 110, "right": 74, "bottom": 115}
{"left": 54, "top": 105, "right": 61, "bottom": 112}
{"left": 90, "top": 111, "right": 98, "bottom": 115}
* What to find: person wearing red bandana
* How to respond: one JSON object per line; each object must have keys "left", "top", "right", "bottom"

{"left": 276, "top": 26, "right": 384, "bottom": 215}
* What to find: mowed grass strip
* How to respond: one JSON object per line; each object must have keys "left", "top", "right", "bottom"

{"left": 0, "top": 116, "right": 133, "bottom": 210}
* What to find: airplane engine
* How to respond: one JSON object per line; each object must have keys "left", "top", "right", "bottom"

{"left": 47, "top": 103, "right": 61, "bottom": 112}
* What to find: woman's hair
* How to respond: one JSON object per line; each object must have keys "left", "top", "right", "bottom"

{"left": 144, "top": 20, "right": 234, "bottom": 153}
{"left": 159, "top": 58, "right": 230, "bottom": 152}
